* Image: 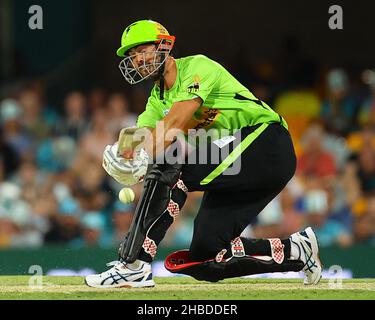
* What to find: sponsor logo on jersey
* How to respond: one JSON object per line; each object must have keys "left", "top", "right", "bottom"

{"left": 192, "top": 108, "right": 219, "bottom": 130}
{"left": 187, "top": 75, "right": 200, "bottom": 93}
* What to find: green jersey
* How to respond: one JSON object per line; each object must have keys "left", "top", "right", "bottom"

{"left": 137, "top": 54, "right": 287, "bottom": 134}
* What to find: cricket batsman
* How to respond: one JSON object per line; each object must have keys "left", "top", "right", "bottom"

{"left": 85, "top": 20, "right": 322, "bottom": 288}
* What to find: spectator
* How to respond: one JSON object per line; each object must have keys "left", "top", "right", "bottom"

{"left": 0, "top": 125, "right": 20, "bottom": 179}
{"left": 0, "top": 183, "right": 24, "bottom": 247}
{"left": 71, "top": 211, "right": 110, "bottom": 248}
{"left": 111, "top": 201, "right": 134, "bottom": 244}
{"left": 354, "top": 193, "right": 375, "bottom": 244}
{"left": 79, "top": 108, "right": 115, "bottom": 164}
{"left": 297, "top": 124, "right": 337, "bottom": 181}
{"left": 11, "top": 159, "right": 48, "bottom": 203}
{"left": 320, "top": 69, "right": 358, "bottom": 136}
{"left": 18, "top": 87, "right": 53, "bottom": 147}
{"left": 55, "top": 91, "right": 89, "bottom": 141}
{"left": 346, "top": 124, "right": 375, "bottom": 155}
{"left": 44, "top": 199, "right": 82, "bottom": 244}
{"left": 328, "top": 159, "right": 360, "bottom": 232}
{"left": 71, "top": 156, "right": 110, "bottom": 213}
{"left": 36, "top": 135, "right": 77, "bottom": 173}
{"left": 0, "top": 98, "right": 32, "bottom": 159}
{"left": 0, "top": 182, "right": 45, "bottom": 248}
{"left": 303, "top": 189, "right": 352, "bottom": 247}
{"left": 355, "top": 145, "right": 375, "bottom": 194}
{"left": 107, "top": 93, "right": 137, "bottom": 135}
{"left": 358, "top": 69, "right": 375, "bottom": 126}
{"left": 87, "top": 87, "right": 108, "bottom": 113}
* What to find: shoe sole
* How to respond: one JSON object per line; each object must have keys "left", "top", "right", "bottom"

{"left": 304, "top": 227, "right": 322, "bottom": 285}
{"left": 84, "top": 277, "right": 155, "bottom": 289}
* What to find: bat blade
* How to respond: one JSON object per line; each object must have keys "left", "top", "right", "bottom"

{"left": 117, "top": 127, "right": 145, "bottom": 159}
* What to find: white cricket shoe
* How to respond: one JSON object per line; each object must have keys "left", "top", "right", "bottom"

{"left": 85, "top": 260, "right": 155, "bottom": 288}
{"left": 290, "top": 227, "right": 322, "bottom": 285}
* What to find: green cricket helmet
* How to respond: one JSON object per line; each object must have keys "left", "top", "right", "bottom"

{"left": 117, "top": 20, "right": 175, "bottom": 85}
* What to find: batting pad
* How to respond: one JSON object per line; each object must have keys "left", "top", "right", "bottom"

{"left": 165, "top": 250, "right": 304, "bottom": 282}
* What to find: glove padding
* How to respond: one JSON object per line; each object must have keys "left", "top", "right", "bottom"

{"left": 102, "top": 142, "right": 149, "bottom": 186}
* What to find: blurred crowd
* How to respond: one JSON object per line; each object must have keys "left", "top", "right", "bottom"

{"left": 1, "top": 63, "right": 375, "bottom": 250}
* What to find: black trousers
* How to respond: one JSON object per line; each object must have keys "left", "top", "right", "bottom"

{"left": 138, "top": 123, "right": 296, "bottom": 262}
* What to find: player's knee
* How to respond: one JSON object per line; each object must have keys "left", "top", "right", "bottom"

{"left": 189, "top": 236, "right": 225, "bottom": 262}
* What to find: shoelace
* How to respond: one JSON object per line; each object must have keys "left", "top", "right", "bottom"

{"left": 298, "top": 238, "right": 318, "bottom": 273}
{"left": 105, "top": 260, "right": 127, "bottom": 270}
{"left": 106, "top": 261, "right": 121, "bottom": 267}
{"left": 106, "top": 260, "right": 145, "bottom": 271}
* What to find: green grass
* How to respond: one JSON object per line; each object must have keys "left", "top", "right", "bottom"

{"left": 0, "top": 276, "right": 374, "bottom": 300}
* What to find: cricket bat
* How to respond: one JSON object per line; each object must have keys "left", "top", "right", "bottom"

{"left": 117, "top": 127, "right": 145, "bottom": 159}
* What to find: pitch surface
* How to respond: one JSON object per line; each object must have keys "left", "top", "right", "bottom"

{"left": 0, "top": 276, "right": 374, "bottom": 300}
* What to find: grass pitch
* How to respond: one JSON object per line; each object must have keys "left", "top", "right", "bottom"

{"left": 0, "top": 276, "right": 374, "bottom": 300}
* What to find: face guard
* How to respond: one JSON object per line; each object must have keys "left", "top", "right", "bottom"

{"left": 119, "top": 35, "right": 175, "bottom": 85}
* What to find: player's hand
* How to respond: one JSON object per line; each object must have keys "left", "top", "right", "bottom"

{"left": 102, "top": 142, "right": 149, "bottom": 186}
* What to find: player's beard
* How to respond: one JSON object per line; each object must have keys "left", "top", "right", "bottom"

{"left": 138, "top": 64, "right": 157, "bottom": 78}
{"left": 137, "top": 60, "right": 164, "bottom": 82}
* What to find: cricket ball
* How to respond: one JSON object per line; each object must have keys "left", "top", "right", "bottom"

{"left": 119, "top": 187, "right": 135, "bottom": 204}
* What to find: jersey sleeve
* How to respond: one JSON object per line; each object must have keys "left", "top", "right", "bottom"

{"left": 136, "top": 96, "right": 163, "bottom": 128}
{"left": 174, "top": 55, "right": 221, "bottom": 103}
